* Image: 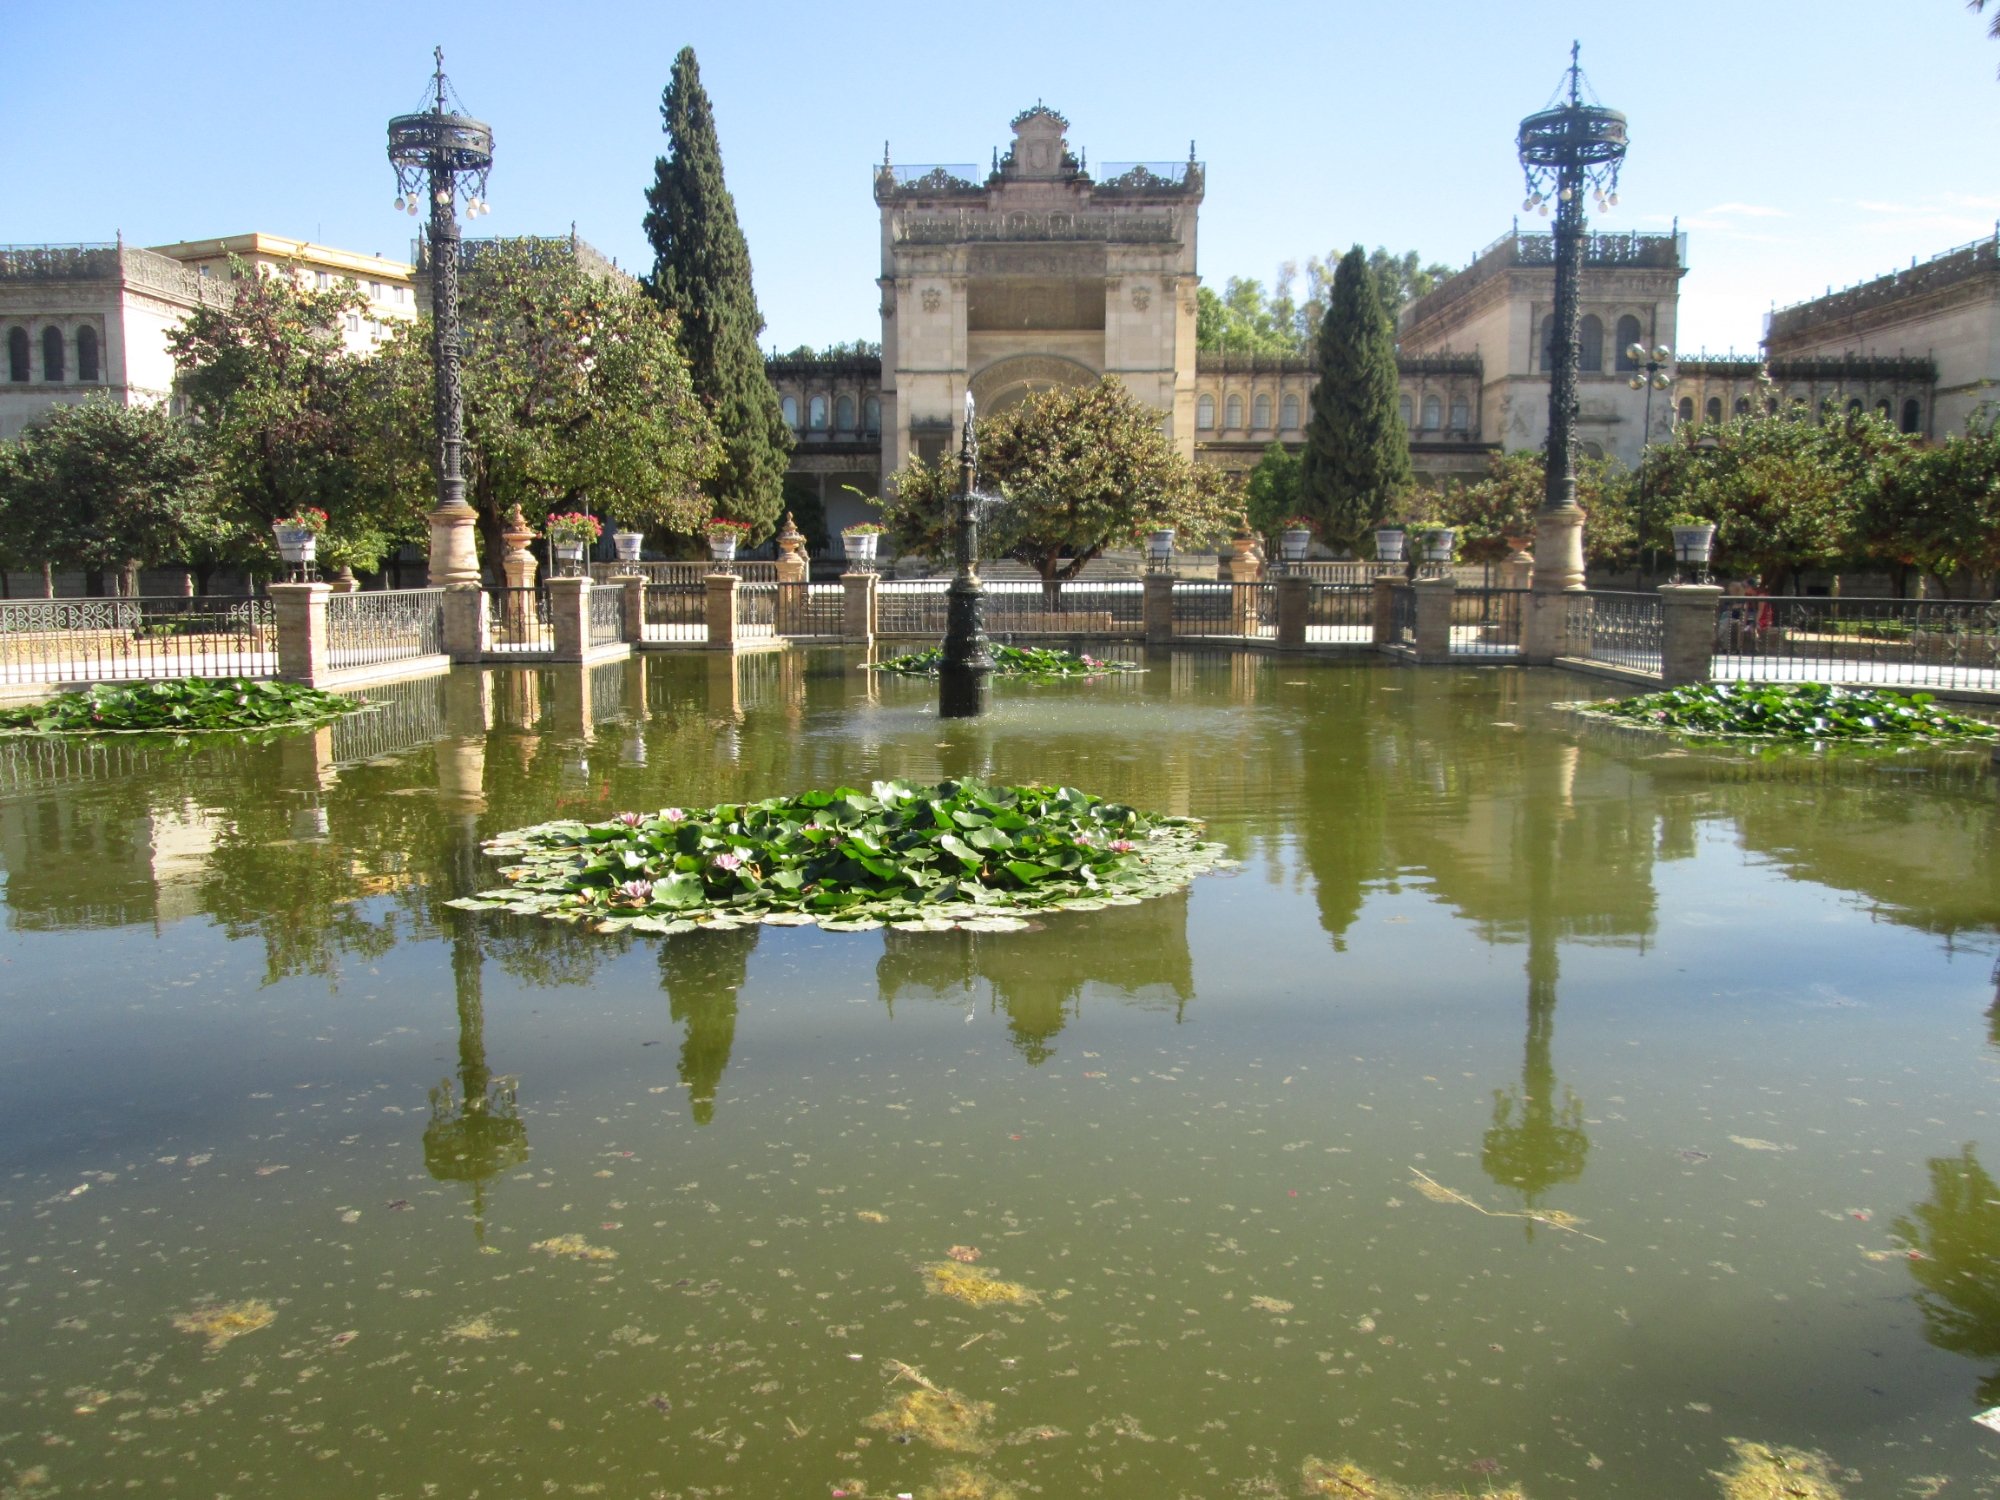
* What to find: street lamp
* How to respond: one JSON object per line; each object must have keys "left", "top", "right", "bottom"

{"left": 388, "top": 48, "right": 493, "bottom": 588}
{"left": 1518, "top": 42, "right": 1627, "bottom": 591}
{"left": 939, "top": 393, "right": 1005, "bottom": 719}
{"left": 1626, "top": 342, "right": 1673, "bottom": 585}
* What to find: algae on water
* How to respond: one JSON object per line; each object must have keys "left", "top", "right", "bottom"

{"left": 1712, "top": 1438, "right": 1851, "bottom": 1500}
{"left": 170, "top": 1299, "right": 275, "bottom": 1351}
{"left": 866, "top": 1385, "right": 996, "bottom": 1454}
{"left": 530, "top": 1234, "right": 618, "bottom": 1262}
{"left": 922, "top": 1261, "right": 1039, "bottom": 1306}
{"left": 1300, "top": 1456, "right": 1529, "bottom": 1499}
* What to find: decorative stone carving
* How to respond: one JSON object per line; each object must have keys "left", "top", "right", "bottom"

{"left": 1132, "top": 284, "right": 1152, "bottom": 312}
{"left": 921, "top": 286, "right": 943, "bottom": 314}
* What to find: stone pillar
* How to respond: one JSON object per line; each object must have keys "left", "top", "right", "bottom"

{"left": 842, "top": 571, "right": 876, "bottom": 645}
{"left": 547, "top": 575, "right": 590, "bottom": 664}
{"left": 1530, "top": 505, "right": 1587, "bottom": 593}
{"left": 619, "top": 575, "right": 646, "bottom": 645}
{"left": 1276, "top": 573, "right": 1309, "bottom": 649}
{"left": 774, "top": 511, "right": 809, "bottom": 584}
{"left": 1225, "top": 531, "right": 1263, "bottom": 585}
{"left": 1414, "top": 576, "right": 1456, "bottom": 664}
{"left": 443, "top": 585, "right": 488, "bottom": 664}
{"left": 1523, "top": 589, "right": 1583, "bottom": 665}
{"left": 1659, "top": 584, "right": 1722, "bottom": 687}
{"left": 500, "top": 506, "right": 539, "bottom": 627}
{"left": 1500, "top": 541, "right": 1534, "bottom": 593}
{"left": 1372, "top": 577, "right": 1398, "bottom": 647}
{"left": 1143, "top": 574, "right": 1175, "bottom": 646}
{"left": 426, "top": 503, "right": 481, "bottom": 589}
{"left": 706, "top": 573, "right": 740, "bottom": 652}
{"left": 271, "top": 582, "right": 331, "bottom": 686}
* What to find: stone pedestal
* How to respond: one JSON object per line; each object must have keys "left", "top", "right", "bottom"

{"left": 706, "top": 573, "right": 740, "bottom": 651}
{"left": 1659, "top": 584, "right": 1723, "bottom": 687}
{"left": 271, "top": 582, "right": 332, "bottom": 686}
{"left": 1414, "top": 577, "right": 1456, "bottom": 664}
{"left": 1143, "top": 575, "right": 1175, "bottom": 645}
{"left": 775, "top": 511, "right": 809, "bottom": 584}
{"left": 1372, "top": 578, "right": 1398, "bottom": 647}
{"left": 1276, "top": 574, "right": 1310, "bottom": 649}
{"left": 443, "top": 585, "right": 489, "bottom": 663}
{"left": 842, "top": 572, "right": 877, "bottom": 645}
{"left": 1530, "top": 506, "right": 1587, "bottom": 593}
{"left": 330, "top": 567, "right": 361, "bottom": 595}
{"left": 500, "top": 506, "right": 539, "bottom": 627}
{"left": 547, "top": 576, "right": 591, "bottom": 664}
{"left": 427, "top": 502, "right": 482, "bottom": 589}
{"left": 618, "top": 575, "right": 647, "bottom": 645}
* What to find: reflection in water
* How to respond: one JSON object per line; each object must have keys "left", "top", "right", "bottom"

{"left": 1894, "top": 1144, "right": 2000, "bottom": 1406}
{"left": 423, "top": 915, "right": 528, "bottom": 1243}
{"left": 657, "top": 927, "right": 755, "bottom": 1124}
{"left": 875, "top": 893, "right": 1194, "bottom": 1065}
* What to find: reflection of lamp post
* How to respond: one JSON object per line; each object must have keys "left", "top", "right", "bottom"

{"left": 940, "top": 393, "right": 1004, "bottom": 720}
{"left": 1518, "top": 43, "right": 1628, "bottom": 591}
{"left": 1627, "top": 343, "right": 1673, "bottom": 585}
{"left": 388, "top": 48, "right": 493, "bottom": 589}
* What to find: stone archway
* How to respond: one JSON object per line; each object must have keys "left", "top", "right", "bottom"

{"left": 968, "top": 353, "right": 1099, "bottom": 416}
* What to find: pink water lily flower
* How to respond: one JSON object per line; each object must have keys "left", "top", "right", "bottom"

{"left": 614, "top": 879, "right": 654, "bottom": 905}
{"left": 712, "top": 851, "right": 745, "bottom": 872}
{"left": 661, "top": 807, "right": 686, "bottom": 822}
{"left": 615, "top": 811, "right": 644, "bottom": 827}
{"left": 1107, "top": 839, "right": 1138, "bottom": 853}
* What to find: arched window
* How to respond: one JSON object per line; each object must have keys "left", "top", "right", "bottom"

{"left": 1420, "top": 395, "right": 1442, "bottom": 431}
{"left": 835, "top": 396, "right": 855, "bottom": 431}
{"left": 808, "top": 395, "right": 828, "bottom": 429}
{"left": 6, "top": 327, "right": 27, "bottom": 383}
{"left": 1847, "top": 398, "right": 1863, "bottom": 416}
{"left": 1398, "top": 394, "right": 1413, "bottom": 427}
{"left": 1252, "top": 393, "right": 1272, "bottom": 428}
{"left": 780, "top": 395, "right": 799, "bottom": 428}
{"left": 1902, "top": 398, "right": 1922, "bottom": 434}
{"left": 1875, "top": 399, "right": 1891, "bottom": 420}
{"left": 863, "top": 397, "right": 881, "bottom": 432}
{"left": 1578, "top": 315, "right": 1604, "bottom": 373}
{"left": 1224, "top": 394, "right": 1244, "bottom": 428}
{"left": 1448, "top": 397, "right": 1469, "bottom": 433}
{"left": 1540, "top": 315, "right": 1557, "bottom": 371}
{"left": 1196, "top": 394, "right": 1215, "bottom": 430}
{"left": 1734, "top": 397, "right": 1750, "bottom": 416}
{"left": 41, "top": 326, "right": 65, "bottom": 383}
{"left": 1613, "top": 315, "right": 1643, "bottom": 371}
{"left": 1677, "top": 397, "right": 1694, "bottom": 423}
{"left": 1580, "top": 440, "right": 1606, "bottom": 461}
{"left": 1280, "top": 394, "right": 1300, "bottom": 430}
{"left": 76, "top": 326, "right": 99, "bottom": 382}
{"left": 1705, "top": 397, "right": 1723, "bottom": 423}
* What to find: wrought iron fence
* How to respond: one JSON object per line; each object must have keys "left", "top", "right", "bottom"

{"left": 737, "top": 582, "right": 778, "bottom": 641}
{"left": 589, "top": 585, "right": 625, "bottom": 647}
{"left": 1389, "top": 584, "right": 1417, "bottom": 647}
{"left": 328, "top": 674, "right": 447, "bottom": 766}
{"left": 1567, "top": 591, "right": 1664, "bottom": 675}
{"left": 644, "top": 582, "right": 708, "bottom": 643}
{"left": 1712, "top": 595, "right": 2000, "bottom": 690}
{"left": 325, "top": 588, "right": 444, "bottom": 671}
{"left": 1172, "top": 582, "right": 1273, "bottom": 638}
{"left": 778, "top": 582, "right": 845, "bottom": 637}
{"left": 488, "top": 588, "right": 553, "bottom": 654}
{"left": 1452, "top": 588, "right": 1527, "bottom": 657}
{"left": 0, "top": 595, "right": 275, "bottom": 683}
{"left": 876, "top": 581, "right": 949, "bottom": 637}
{"left": 588, "top": 660, "right": 629, "bottom": 724}
{"left": 1304, "top": 584, "right": 1375, "bottom": 643}
{"left": 987, "top": 582, "right": 1145, "bottom": 638}
{"left": 0, "top": 735, "right": 156, "bottom": 795}
{"left": 590, "top": 560, "right": 778, "bottom": 586}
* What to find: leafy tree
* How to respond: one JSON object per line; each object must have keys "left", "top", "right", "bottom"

{"left": 1299, "top": 247, "right": 1412, "bottom": 551}
{"left": 1301, "top": 246, "right": 1454, "bottom": 330}
{"left": 1243, "top": 441, "right": 1303, "bottom": 540}
{"left": 1975, "top": 0, "right": 2000, "bottom": 73}
{"left": 0, "top": 398, "right": 208, "bottom": 595}
{"left": 375, "top": 240, "right": 720, "bottom": 572}
{"left": 167, "top": 260, "right": 419, "bottom": 576}
{"left": 881, "top": 378, "right": 1240, "bottom": 595}
{"left": 1861, "top": 414, "right": 2000, "bottom": 595}
{"left": 1429, "top": 448, "right": 1628, "bottom": 568}
{"left": 642, "top": 46, "right": 793, "bottom": 540}
{"left": 1195, "top": 277, "right": 1304, "bottom": 355}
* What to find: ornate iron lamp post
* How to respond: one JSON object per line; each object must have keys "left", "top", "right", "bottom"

{"left": 939, "top": 393, "right": 1004, "bottom": 720}
{"left": 389, "top": 48, "right": 493, "bottom": 588}
{"left": 1626, "top": 342, "right": 1673, "bottom": 585}
{"left": 1518, "top": 43, "right": 1627, "bottom": 591}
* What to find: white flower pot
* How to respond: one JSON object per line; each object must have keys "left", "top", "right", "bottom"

{"left": 1417, "top": 529, "right": 1455, "bottom": 563}
{"left": 842, "top": 531, "right": 880, "bottom": 566}
{"left": 1147, "top": 528, "right": 1176, "bottom": 568}
{"left": 1374, "top": 528, "right": 1406, "bottom": 564}
{"left": 1671, "top": 524, "right": 1716, "bottom": 569}
{"left": 707, "top": 536, "right": 739, "bottom": 564}
{"left": 612, "top": 531, "right": 644, "bottom": 564}
{"left": 272, "top": 525, "right": 318, "bottom": 566}
{"left": 1279, "top": 529, "right": 1312, "bottom": 563}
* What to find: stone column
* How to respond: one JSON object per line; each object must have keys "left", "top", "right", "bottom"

{"left": 547, "top": 575, "right": 590, "bottom": 664}
{"left": 1659, "top": 584, "right": 1722, "bottom": 687}
{"left": 271, "top": 582, "right": 332, "bottom": 686}
{"left": 1143, "top": 574, "right": 1175, "bottom": 646}
{"left": 775, "top": 512, "right": 809, "bottom": 637}
{"left": 500, "top": 506, "right": 539, "bottom": 624}
{"left": 1276, "top": 574, "right": 1309, "bottom": 649}
{"left": 1372, "top": 578, "right": 1398, "bottom": 647}
{"left": 426, "top": 503, "right": 481, "bottom": 589}
{"left": 842, "top": 572, "right": 875, "bottom": 645}
{"left": 1414, "top": 576, "right": 1456, "bottom": 665}
{"left": 706, "top": 573, "right": 740, "bottom": 652}
{"left": 443, "top": 586, "right": 488, "bottom": 663}
{"left": 619, "top": 575, "right": 646, "bottom": 645}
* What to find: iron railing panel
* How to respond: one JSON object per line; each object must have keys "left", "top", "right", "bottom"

{"left": 488, "top": 588, "right": 553, "bottom": 654}
{"left": 588, "top": 585, "right": 625, "bottom": 647}
{"left": 325, "top": 588, "right": 444, "bottom": 671}
{"left": 643, "top": 583, "right": 708, "bottom": 643}
{"left": 1568, "top": 590, "right": 1663, "bottom": 675}
{"left": 1713, "top": 595, "right": 2000, "bottom": 691}
{"left": 0, "top": 595, "right": 275, "bottom": 683}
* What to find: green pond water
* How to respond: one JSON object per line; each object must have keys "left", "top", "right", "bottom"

{"left": 3, "top": 650, "right": 2000, "bottom": 1500}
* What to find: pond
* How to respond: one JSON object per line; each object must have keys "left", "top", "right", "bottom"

{"left": 3, "top": 650, "right": 1999, "bottom": 1500}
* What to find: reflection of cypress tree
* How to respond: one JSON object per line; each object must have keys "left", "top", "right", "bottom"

{"left": 1291, "top": 674, "right": 1387, "bottom": 948}
{"left": 1892, "top": 1144, "right": 2000, "bottom": 1406}
{"left": 876, "top": 893, "right": 1194, "bottom": 1066}
{"left": 423, "top": 911, "right": 529, "bottom": 1244}
{"left": 656, "top": 927, "right": 755, "bottom": 1124}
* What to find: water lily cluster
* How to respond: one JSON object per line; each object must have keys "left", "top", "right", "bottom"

{"left": 1583, "top": 681, "right": 1999, "bottom": 743}
{"left": 868, "top": 643, "right": 1141, "bottom": 679}
{"left": 448, "top": 779, "right": 1226, "bottom": 934}
{"left": 0, "top": 677, "right": 361, "bottom": 736}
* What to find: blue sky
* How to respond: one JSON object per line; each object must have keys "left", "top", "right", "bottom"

{"left": 6, "top": 1, "right": 1996, "bottom": 358}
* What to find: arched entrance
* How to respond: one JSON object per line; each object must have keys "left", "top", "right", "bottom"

{"left": 968, "top": 353, "right": 1098, "bottom": 415}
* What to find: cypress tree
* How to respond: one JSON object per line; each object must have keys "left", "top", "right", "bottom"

{"left": 1300, "top": 245, "right": 1412, "bottom": 551}
{"left": 642, "top": 47, "right": 792, "bottom": 537}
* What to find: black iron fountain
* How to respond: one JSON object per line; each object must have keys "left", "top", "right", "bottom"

{"left": 939, "top": 393, "right": 1006, "bottom": 719}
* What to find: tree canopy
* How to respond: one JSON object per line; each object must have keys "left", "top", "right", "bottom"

{"left": 1298, "top": 247, "right": 1412, "bottom": 550}
{"left": 882, "top": 379, "right": 1240, "bottom": 588}
{"left": 642, "top": 46, "right": 792, "bottom": 539}
{"left": 1194, "top": 248, "right": 1454, "bottom": 355}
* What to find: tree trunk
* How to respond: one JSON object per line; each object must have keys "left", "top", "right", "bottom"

{"left": 122, "top": 560, "right": 142, "bottom": 598}
{"left": 41, "top": 561, "right": 53, "bottom": 599}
